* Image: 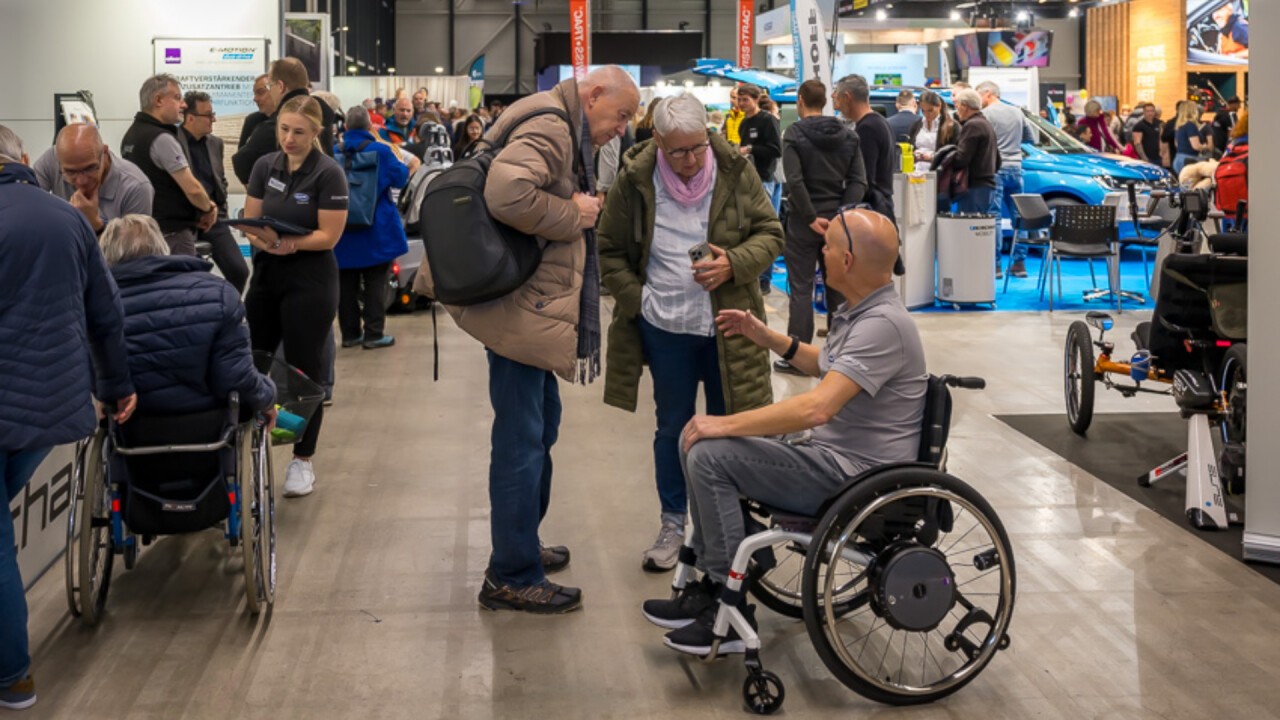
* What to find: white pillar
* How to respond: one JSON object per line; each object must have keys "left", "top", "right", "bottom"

{"left": 1243, "top": 2, "right": 1280, "bottom": 562}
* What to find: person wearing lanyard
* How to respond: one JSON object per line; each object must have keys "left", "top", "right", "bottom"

{"left": 238, "top": 95, "right": 349, "bottom": 498}
{"left": 909, "top": 90, "right": 957, "bottom": 172}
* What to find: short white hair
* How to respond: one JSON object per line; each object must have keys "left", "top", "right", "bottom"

{"left": 975, "top": 80, "right": 1001, "bottom": 98}
{"left": 654, "top": 93, "right": 708, "bottom": 137}
{"left": 0, "top": 124, "right": 24, "bottom": 163}
{"left": 99, "top": 215, "right": 170, "bottom": 266}
{"left": 954, "top": 89, "right": 983, "bottom": 111}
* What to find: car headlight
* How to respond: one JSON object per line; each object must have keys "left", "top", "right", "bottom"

{"left": 1092, "top": 175, "right": 1121, "bottom": 190}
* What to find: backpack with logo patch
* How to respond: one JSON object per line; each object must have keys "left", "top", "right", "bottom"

{"left": 1214, "top": 140, "right": 1248, "bottom": 219}
{"left": 339, "top": 138, "right": 380, "bottom": 229}
{"left": 419, "top": 106, "right": 572, "bottom": 306}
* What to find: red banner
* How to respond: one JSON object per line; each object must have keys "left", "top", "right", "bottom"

{"left": 738, "top": 0, "right": 754, "bottom": 69}
{"left": 570, "top": 0, "right": 591, "bottom": 80}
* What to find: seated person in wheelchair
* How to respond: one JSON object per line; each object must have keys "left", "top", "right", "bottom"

{"left": 98, "top": 215, "right": 276, "bottom": 421}
{"left": 643, "top": 207, "right": 927, "bottom": 655}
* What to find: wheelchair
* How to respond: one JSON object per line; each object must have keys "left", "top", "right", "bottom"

{"left": 668, "top": 375, "right": 1016, "bottom": 714}
{"left": 1063, "top": 222, "right": 1248, "bottom": 531}
{"left": 64, "top": 392, "right": 279, "bottom": 624}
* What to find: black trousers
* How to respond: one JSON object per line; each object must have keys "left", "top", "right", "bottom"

{"left": 201, "top": 222, "right": 249, "bottom": 294}
{"left": 338, "top": 262, "right": 391, "bottom": 342}
{"left": 783, "top": 217, "right": 845, "bottom": 343}
{"left": 245, "top": 251, "right": 338, "bottom": 458}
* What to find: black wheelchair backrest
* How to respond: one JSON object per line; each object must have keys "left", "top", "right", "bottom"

{"left": 917, "top": 375, "right": 953, "bottom": 466}
{"left": 1148, "top": 252, "right": 1248, "bottom": 372}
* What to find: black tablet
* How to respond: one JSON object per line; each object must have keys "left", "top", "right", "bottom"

{"left": 219, "top": 217, "right": 311, "bottom": 237}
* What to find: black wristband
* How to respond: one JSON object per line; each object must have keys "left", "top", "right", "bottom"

{"left": 782, "top": 335, "right": 800, "bottom": 361}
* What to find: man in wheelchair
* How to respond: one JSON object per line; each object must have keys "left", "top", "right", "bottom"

{"left": 643, "top": 208, "right": 928, "bottom": 655}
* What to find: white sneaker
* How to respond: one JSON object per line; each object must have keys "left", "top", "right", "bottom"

{"left": 283, "top": 458, "right": 316, "bottom": 498}
{"left": 642, "top": 515, "right": 686, "bottom": 572}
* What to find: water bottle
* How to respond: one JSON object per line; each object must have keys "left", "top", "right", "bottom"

{"left": 1130, "top": 351, "right": 1151, "bottom": 382}
{"left": 814, "top": 268, "right": 826, "bottom": 313}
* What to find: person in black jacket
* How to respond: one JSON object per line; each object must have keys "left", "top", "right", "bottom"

{"left": 950, "top": 89, "right": 999, "bottom": 215}
{"left": 777, "top": 80, "right": 867, "bottom": 372}
{"left": 232, "top": 58, "right": 335, "bottom": 185}
{"left": 239, "top": 73, "right": 276, "bottom": 148}
{"left": 833, "top": 74, "right": 896, "bottom": 217}
{"left": 99, "top": 214, "right": 276, "bottom": 418}
{"left": 736, "top": 84, "right": 783, "bottom": 294}
{"left": 1211, "top": 96, "right": 1241, "bottom": 158}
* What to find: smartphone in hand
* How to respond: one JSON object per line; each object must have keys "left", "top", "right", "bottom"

{"left": 688, "top": 241, "right": 711, "bottom": 265}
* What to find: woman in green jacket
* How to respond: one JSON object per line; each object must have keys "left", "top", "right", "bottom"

{"left": 598, "top": 92, "right": 784, "bottom": 572}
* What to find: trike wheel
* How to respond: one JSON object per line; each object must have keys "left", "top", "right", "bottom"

{"left": 801, "top": 466, "right": 1016, "bottom": 706}
{"left": 76, "top": 430, "right": 114, "bottom": 625}
{"left": 1065, "top": 321, "right": 1096, "bottom": 435}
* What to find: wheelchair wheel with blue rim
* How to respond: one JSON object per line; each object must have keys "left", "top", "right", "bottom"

{"left": 71, "top": 429, "right": 115, "bottom": 624}
{"left": 1065, "top": 321, "right": 1096, "bottom": 435}
{"left": 801, "top": 465, "right": 1016, "bottom": 706}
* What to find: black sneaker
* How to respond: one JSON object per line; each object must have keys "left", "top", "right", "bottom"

{"left": 477, "top": 571, "right": 582, "bottom": 614}
{"left": 663, "top": 600, "right": 758, "bottom": 656}
{"left": 772, "top": 359, "right": 804, "bottom": 376}
{"left": 642, "top": 576, "right": 718, "bottom": 630}
{"left": 541, "top": 544, "right": 570, "bottom": 574}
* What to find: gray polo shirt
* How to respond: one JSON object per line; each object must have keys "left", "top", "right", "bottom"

{"left": 811, "top": 283, "right": 928, "bottom": 475}
{"left": 32, "top": 147, "right": 155, "bottom": 223}
{"left": 980, "top": 100, "right": 1027, "bottom": 168}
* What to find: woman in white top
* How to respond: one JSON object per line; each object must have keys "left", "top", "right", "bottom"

{"left": 598, "top": 93, "right": 783, "bottom": 572}
{"left": 909, "top": 90, "right": 958, "bottom": 172}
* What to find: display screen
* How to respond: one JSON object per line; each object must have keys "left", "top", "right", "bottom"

{"left": 767, "top": 46, "right": 795, "bottom": 71}
{"left": 1187, "top": 0, "right": 1249, "bottom": 65}
{"left": 874, "top": 73, "right": 903, "bottom": 86}
{"left": 985, "top": 30, "right": 1052, "bottom": 67}
{"left": 953, "top": 33, "right": 982, "bottom": 71}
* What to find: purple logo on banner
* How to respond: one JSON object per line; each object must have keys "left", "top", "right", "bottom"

{"left": 165, "top": 48, "right": 181, "bottom": 64}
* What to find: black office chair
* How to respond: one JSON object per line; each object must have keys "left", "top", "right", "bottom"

{"left": 1046, "top": 204, "right": 1120, "bottom": 312}
{"left": 1005, "top": 194, "right": 1054, "bottom": 295}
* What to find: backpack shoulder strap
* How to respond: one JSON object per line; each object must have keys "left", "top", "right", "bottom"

{"left": 493, "top": 107, "right": 574, "bottom": 149}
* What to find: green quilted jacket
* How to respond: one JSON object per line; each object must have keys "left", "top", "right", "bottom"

{"left": 598, "top": 134, "right": 785, "bottom": 413}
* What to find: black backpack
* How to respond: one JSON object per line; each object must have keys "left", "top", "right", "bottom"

{"left": 420, "top": 107, "right": 573, "bottom": 306}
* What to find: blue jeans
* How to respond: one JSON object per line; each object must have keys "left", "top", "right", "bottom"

{"left": 638, "top": 317, "right": 725, "bottom": 516}
{"left": 1, "top": 447, "right": 52, "bottom": 685}
{"left": 956, "top": 185, "right": 995, "bottom": 216}
{"left": 761, "top": 180, "right": 783, "bottom": 287}
{"left": 486, "top": 350, "right": 561, "bottom": 588}
{"left": 989, "top": 166, "right": 1026, "bottom": 263}
{"left": 1174, "top": 153, "right": 1198, "bottom": 175}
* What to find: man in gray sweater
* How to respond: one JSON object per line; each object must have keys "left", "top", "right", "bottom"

{"left": 977, "top": 81, "right": 1034, "bottom": 278}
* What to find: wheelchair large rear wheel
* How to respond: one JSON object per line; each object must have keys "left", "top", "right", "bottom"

{"left": 69, "top": 430, "right": 115, "bottom": 624}
{"left": 1065, "top": 321, "right": 1096, "bottom": 435}
{"left": 1220, "top": 343, "right": 1247, "bottom": 495}
{"left": 240, "top": 425, "right": 277, "bottom": 614}
{"left": 801, "top": 466, "right": 1016, "bottom": 706}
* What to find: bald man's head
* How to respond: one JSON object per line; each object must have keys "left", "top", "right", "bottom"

{"left": 824, "top": 208, "right": 900, "bottom": 285}
{"left": 579, "top": 65, "right": 640, "bottom": 147}
{"left": 55, "top": 124, "right": 109, "bottom": 195}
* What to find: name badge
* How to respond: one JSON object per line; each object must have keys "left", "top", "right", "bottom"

{"left": 267, "top": 177, "right": 287, "bottom": 193}
{"left": 294, "top": 193, "right": 311, "bottom": 204}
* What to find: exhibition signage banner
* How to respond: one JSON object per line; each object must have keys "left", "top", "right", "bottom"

{"left": 570, "top": 0, "right": 591, "bottom": 80}
{"left": 469, "top": 56, "right": 486, "bottom": 111}
{"left": 790, "top": 0, "right": 833, "bottom": 113}
{"left": 153, "top": 38, "right": 269, "bottom": 117}
{"left": 12, "top": 446, "right": 75, "bottom": 589}
{"left": 738, "top": 0, "right": 755, "bottom": 68}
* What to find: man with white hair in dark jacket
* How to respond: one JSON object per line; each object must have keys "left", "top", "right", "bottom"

{"left": 0, "top": 124, "right": 137, "bottom": 712}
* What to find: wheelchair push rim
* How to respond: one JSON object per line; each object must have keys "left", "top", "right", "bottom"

{"left": 70, "top": 430, "right": 115, "bottom": 624}
{"left": 803, "top": 470, "right": 1016, "bottom": 705}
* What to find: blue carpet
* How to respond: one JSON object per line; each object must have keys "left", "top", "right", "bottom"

{"left": 770, "top": 245, "right": 1159, "bottom": 314}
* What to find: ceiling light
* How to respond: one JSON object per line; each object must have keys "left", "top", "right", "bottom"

{"left": 875, "top": 8, "right": 887, "bottom": 21}
{"left": 1016, "top": 10, "right": 1029, "bottom": 22}
{"left": 940, "top": 41, "right": 949, "bottom": 48}
{"left": 950, "top": 10, "right": 961, "bottom": 21}
{"left": 434, "top": 66, "right": 444, "bottom": 73}
{"left": 1069, "top": 7, "right": 1079, "bottom": 17}
{"left": 388, "top": 67, "right": 396, "bottom": 74}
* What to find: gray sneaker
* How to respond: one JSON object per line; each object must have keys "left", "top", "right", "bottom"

{"left": 642, "top": 516, "right": 686, "bottom": 572}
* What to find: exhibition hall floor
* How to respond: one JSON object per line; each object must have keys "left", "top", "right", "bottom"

{"left": 21, "top": 299, "right": 1280, "bottom": 720}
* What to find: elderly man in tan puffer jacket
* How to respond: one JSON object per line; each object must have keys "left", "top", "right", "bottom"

{"left": 424, "top": 66, "right": 639, "bottom": 615}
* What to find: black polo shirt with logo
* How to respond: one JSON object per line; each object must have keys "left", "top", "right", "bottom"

{"left": 246, "top": 149, "right": 349, "bottom": 235}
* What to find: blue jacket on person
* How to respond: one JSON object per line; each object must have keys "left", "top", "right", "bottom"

{"left": 333, "top": 129, "right": 410, "bottom": 270}
{"left": 110, "top": 255, "right": 275, "bottom": 417}
{"left": 0, "top": 161, "right": 134, "bottom": 451}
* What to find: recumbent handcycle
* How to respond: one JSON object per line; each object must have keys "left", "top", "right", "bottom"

{"left": 1063, "top": 190, "right": 1247, "bottom": 531}
{"left": 665, "top": 375, "right": 1016, "bottom": 714}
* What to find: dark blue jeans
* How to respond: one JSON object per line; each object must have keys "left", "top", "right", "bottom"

{"left": 1, "top": 447, "right": 52, "bottom": 686}
{"left": 989, "top": 166, "right": 1027, "bottom": 263}
{"left": 486, "top": 350, "right": 561, "bottom": 588}
{"left": 639, "top": 318, "right": 725, "bottom": 516}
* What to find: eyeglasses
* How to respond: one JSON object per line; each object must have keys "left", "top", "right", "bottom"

{"left": 61, "top": 160, "right": 103, "bottom": 180}
{"left": 665, "top": 141, "right": 710, "bottom": 160}
{"left": 835, "top": 202, "right": 874, "bottom": 256}
{"left": 189, "top": 111, "right": 217, "bottom": 120}
{"left": 253, "top": 86, "right": 270, "bottom": 96}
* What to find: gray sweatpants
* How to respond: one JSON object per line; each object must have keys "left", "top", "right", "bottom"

{"left": 681, "top": 436, "right": 859, "bottom": 584}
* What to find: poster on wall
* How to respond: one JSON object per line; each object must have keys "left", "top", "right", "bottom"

{"left": 153, "top": 38, "right": 270, "bottom": 117}
{"left": 285, "top": 14, "right": 331, "bottom": 90}
{"left": 1187, "top": 0, "right": 1248, "bottom": 65}
{"left": 738, "top": 0, "right": 755, "bottom": 68}
{"left": 985, "top": 30, "right": 1053, "bottom": 68}
{"left": 570, "top": 0, "right": 591, "bottom": 80}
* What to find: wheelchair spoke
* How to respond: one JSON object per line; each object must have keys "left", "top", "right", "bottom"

{"left": 875, "top": 629, "right": 896, "bottom": 680}
{"left": 851, "top": 617, "right": 883, "bottom": 662}
{"left": 956, "top": 567, "right": 999, "bottom": 589}
{"left": 945, "top": 541, "right": 995, "bottom": 559}
{"left": 939, "top": 519, "right": 981, "bottom": 556}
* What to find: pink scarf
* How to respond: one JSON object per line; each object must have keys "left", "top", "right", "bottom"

{"left": 656, "top": 146, "right": 715, "bottom": 207}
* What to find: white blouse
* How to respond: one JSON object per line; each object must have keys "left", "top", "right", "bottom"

{"left": 914, "top": 115, "right": 943, "bottom": 171}
{"left": 641, "top": 166, "right": 718, "bottom": 338}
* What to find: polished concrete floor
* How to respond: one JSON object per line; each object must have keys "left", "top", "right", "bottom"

{"left": 21, "top": 295, "right": 1280, "bottom": 720}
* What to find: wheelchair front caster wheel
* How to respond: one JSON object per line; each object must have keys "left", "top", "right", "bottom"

{"left": 742, "top": 670, "right": 785, "bottom": 715}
